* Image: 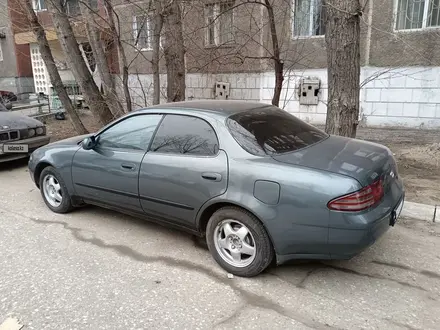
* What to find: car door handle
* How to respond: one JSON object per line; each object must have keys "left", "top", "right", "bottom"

{"left": 201, "top": 172, "right": 222, "bottom": 182}
{"left": 121, "top": 163, "right": 136, "bottom": 170}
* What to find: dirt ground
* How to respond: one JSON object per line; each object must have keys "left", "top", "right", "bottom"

{"left": 43, "top": 112, "right": 440, "bottom": 206}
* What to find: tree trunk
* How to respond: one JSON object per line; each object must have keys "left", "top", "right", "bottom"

{"left": 324, "top": 0, "right": 361, "bottom": 138}
{"left": 21, "top": 0, "right": 88, "bottom": 135}
{"left": 162, "top": 0, "right": 185, "bottom": 102}
{"left": 265, "top": 0, "right": 283, "bottom": 107}
{"left": 80, "top": 2, "right": 124, "bottom": 117}
{"left": 46, "top": 0, "right": 114, "bottom": 126}
{"left": 152, "top": 2, "right": 164, "bottom": 105}
{"left": 103, "top": 0, "right": 132, "bottom": 112}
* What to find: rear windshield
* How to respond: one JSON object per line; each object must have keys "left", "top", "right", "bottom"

{"left": 226, "top": 106, "right": 328, "bottom": 156}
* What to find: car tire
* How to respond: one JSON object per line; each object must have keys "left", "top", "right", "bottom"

{"left": 206, "top": 206, "right": 274, "bottom": 277}
{"left": 39, "top": 166, "right": 74, "bottom": 214}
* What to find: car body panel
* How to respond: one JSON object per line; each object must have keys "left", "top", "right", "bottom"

{"left": 272, "top": 135, "right": 396, "bottom": 186}
{"left": 28, "top": 100, "right": 405, "bottom": 266}
{"left": 72, "top": 146, "right": 146, "bottom": 213}
{"left": 139, "top": 150, "right": 229, "bottom": 228}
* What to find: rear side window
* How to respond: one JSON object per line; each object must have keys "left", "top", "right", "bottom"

{"left": 226, "top": 106, "right": 328, "bottom": 156}
{"left": 150, "top": 114, "right": 219, "bottom": 156}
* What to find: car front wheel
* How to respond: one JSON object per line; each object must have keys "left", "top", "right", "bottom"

{"left": 206, "top": 206, "right": 274, "bottom": 277}
{"left": 39, "top": 166, "right": 73, "bottom": 213}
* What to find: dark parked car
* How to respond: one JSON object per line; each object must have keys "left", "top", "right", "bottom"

{"left": 0, "top": 111, "right": 51, "bottom": 162}
{"left": 28, "top": 101, "right": 405, "bottom": 277}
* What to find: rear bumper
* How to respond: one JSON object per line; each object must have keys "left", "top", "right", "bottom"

{"left": 275, "top": 193, "right": 405, "bottom": 265}
{"left": 0, "top": 135, "right": 51, "bottom": 163}
{"left": 328, "top": 193, "right": 405, "bottom": 259}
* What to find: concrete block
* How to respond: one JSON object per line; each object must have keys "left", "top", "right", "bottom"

{"left": 368, "top": 102, "right": 387, "bottom": 116}
{"left": 387, "top": 103, "right": 404, "bottom": 117}
{"left": 249, "top": 88, "right": 260, "bottom": 101}
{"left": 389, "top": 74, "right": 407, "bottom": 88}
{"left": 203, "top": 88, "right": 213, "bottom": 99}
{"left": 317, "top": 101, "right": 327, "bottom": 114}
{"left": 403, "top": 103, "right": 419, "bottom": 117}
{"left": 406, "top": 76, "right": 423, "bottom": 88}
{"left": 412, "top": 88, "right": 439, "bottom": 103}
{"left": 401, "top": 201, "right": 436, "bottom": 222}
{"left": 262, "top": 88, "right": 274, "bottom": 101}
{"left": 365, "top": 88, "right": 381, "bottom": 102}
{"left": 381, "top": 89, "right": 411, "bottom": 103}
{"left": 418, "top": 103, "right": 437, "bottom": 118}
{"left": 436, "top": 104, "right": 440, "bottom": 118}
{"left": 246, "top": 77, "right": 256, "bottom": 89}
{"left": 236, "top": 77, "right": 246, "bottom": 88}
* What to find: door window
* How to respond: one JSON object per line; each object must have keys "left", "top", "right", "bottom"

{"left": 150, "top": 115, "right": 219, "bottom": 156}
{"left": 97, "top": 114, "right": 163, "bottom": 151}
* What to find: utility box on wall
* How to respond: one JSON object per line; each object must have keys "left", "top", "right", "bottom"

{"left": 215, "top": 82, "right": 230, "bottom": 99}
{"left": 299, "top": 78, "right": 320, "bottom": 105}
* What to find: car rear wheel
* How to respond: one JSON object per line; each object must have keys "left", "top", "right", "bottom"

{"left": 39, "top": 166, "right": 73, "bottom": 213}
{"left": 206, "top": 207, "right": 274, "bottom": 277}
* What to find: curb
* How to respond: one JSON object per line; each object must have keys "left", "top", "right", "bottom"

{"left": 401, "top": 201, "right": 439, "bottom": 223}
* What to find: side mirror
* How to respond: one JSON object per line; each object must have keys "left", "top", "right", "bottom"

{"left": 82, "top": 136, "right": 97, "bottom": 150}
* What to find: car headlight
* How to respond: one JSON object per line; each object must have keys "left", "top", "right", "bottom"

{"left": 28, "top": 128, "right": 36, "bottom": 137}
{"left": 36, "top": 127, "right": 44, "bottom": 135}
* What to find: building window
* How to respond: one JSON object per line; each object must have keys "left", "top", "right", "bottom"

{"left": 292, "top": 0, "right": 325, "bottom": 37}
{"left": 133, "top": 15, "right": 152, "bottom": 51}
{"left": 395, "top": 0, "right": 440, "bottom": 30}
{"left": 33, "top": 0, "right": 46, "bottom": 11}
{"left": 205, "top": 2, "right": 235, "bottom": 46}
{"left": 63, "top": 0, "right": 80, "bottom": 16}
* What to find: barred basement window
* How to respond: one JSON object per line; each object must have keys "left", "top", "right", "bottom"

{"left": 395, "top": 0, "right": 440, "bottom": 30}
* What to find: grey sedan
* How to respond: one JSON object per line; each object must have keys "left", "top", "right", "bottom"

{"left": 28, "top": 101, "right": 405, "bottom": 277}
{"left": 1, "top": 111, "right": 50, "bottom": 163}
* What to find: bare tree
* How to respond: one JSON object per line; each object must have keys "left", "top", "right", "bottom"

{"left": 162, "top": 0, "right": 185, "bottom": 102}
{"left": 46, "top": 0, "right": 114, "bottom": 125}
{"left": 21, "top": 0, "right": 88, "bottom": 134}
{"left": 103, "top": 0, "right": 133, "bottom": 112}
{"left": 152, "top": 1, "right": 164, "bottom": 105}
{"left": 80, "top": 0, "right": 125, "bottom": 117}
{"left": 324, "top": 0, "right": 362, "bottom": 137}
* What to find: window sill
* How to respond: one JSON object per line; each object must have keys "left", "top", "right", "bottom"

{"left": 204, "top": 43, "right": 239, "bottom": 49}
{"left": 291, "top": 35, "right": 325, "bottom": 40}
{"left": 393, "top": 26, "right": 440, "bottom": 33}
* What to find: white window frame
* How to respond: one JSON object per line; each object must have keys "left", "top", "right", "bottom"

{"left": 33, "top": 0, "right": 47, "bottom": 11}
{"left": 291, "top": 0, "right": 325, "bottom": 39}
{"left": 0, "top": 42, "right": 3, "bottom": 62}
{"left": 133, "top": 15, "right": 153, "bottom": 51}
{"left": 204, "top": 2, "right": 235, "bottom": 47}
{"left": 394, "top": 0, "right": 440, "bottom": 31}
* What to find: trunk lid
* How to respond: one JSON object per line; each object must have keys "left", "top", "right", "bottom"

{"left": 272, "top": 135, "right": 399, "bottom": 188}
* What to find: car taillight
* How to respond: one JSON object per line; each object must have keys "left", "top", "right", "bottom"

{"left": 327, "top": 178, "right": 384, "bottom": 212}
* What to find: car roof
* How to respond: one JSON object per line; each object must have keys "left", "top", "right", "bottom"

{"left": 137, "top": 100, "right": 270, "bottom": 118}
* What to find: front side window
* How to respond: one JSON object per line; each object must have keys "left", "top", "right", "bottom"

{"left": 292, "top": 0, "right": 326, "bottom": 37}
{"left": 227, "top": 106, "right": 328, "bottom": 156}
{"left": 150, "top": 115, "right": 219, "bottom": 156}
{"left": 97, "top": 114, "right": 163, "bottom": 151}
{"left": 395, "top": 0, "right": 440, "bottom": 30}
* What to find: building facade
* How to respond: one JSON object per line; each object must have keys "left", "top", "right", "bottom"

{"left": 0, "top": 0, "right": 34, "bottom": 98}
{"left": 8, "top": 0, "right": 440, "bottom": 128}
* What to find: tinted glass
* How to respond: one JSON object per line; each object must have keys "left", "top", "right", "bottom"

{"left": 226, "top": 106, "right": 328, "bottom": 156}
{"left": 98, "top": 114, "right": 162, "bottom": 151}
{"left": 150, "top": 115, "right": 219, "bottom": 155}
